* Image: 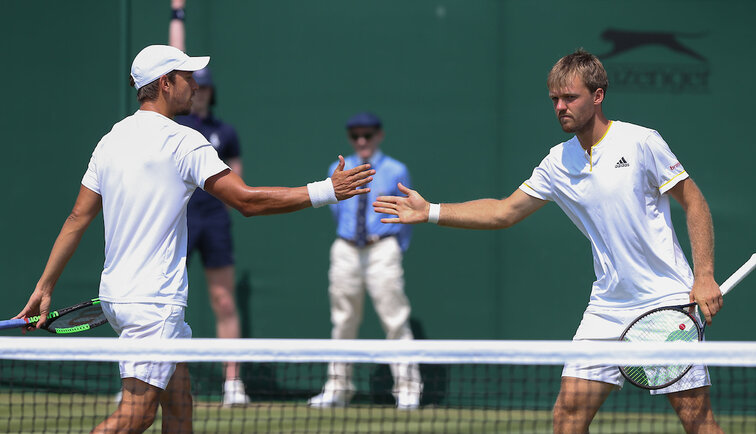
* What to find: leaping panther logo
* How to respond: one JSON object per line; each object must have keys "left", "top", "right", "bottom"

{"left": 599, "top": 29, "right": 707, "bottom": 62}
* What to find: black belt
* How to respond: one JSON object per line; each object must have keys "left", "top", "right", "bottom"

{"left": 339, "top": 234, "right": 394, "bottom": 247}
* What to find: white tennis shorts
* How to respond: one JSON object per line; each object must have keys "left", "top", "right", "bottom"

{"left": 101, "top": 302, "right": 192, "bottom": 389}
{"left": 563, "top": 300, "right": 710, "bottom": 395}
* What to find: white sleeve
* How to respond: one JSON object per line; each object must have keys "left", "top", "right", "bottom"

{"left": 178, "top": 145, "right": 231, "bottom": 189}
{"left": 81, "top": 148, "right": 100, "bottom": 194}
{"left": 643, "top": 131, "right": 688, "bottom": 195}
{"left": 519, "top": 155, "right": 553, "bottom": 201}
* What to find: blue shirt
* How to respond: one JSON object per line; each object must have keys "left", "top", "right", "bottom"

{"left": 328, "top": 151, "right": 412, "bottom": 251}
{"left": 175, "top": 113, "right": 241, "bottom": 216}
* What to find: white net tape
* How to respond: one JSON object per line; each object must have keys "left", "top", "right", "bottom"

{"left": 2, "top": 337, "right": 756, "bottom": 366}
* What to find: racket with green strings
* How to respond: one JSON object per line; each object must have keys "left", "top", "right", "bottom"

{"left": 0, "top": 298, "right": 107, "bottom": 334}
{"left": 619, "top": 253, "right": 756, "bottom": 389}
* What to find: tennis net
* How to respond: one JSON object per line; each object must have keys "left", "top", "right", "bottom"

{"left": 1, "top": 338, "right": 755, "bottom": 433}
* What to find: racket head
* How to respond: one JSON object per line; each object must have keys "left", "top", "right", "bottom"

{"left": 41, "top": 298, "right": 107, "bottom": 334}
{"left": 619, "top": 304, "right": 703, "bottom": 390}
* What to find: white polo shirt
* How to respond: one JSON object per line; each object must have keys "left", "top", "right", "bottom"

{"left": 81, "top": 110, "right": 229, "bottom": 306}
{"left": 520, "top": 121, "right": 693, "bottom": 310}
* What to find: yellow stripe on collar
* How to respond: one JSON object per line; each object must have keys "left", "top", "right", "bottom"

{"left": 589, "top": 121, "right": 613, "bottom": 171}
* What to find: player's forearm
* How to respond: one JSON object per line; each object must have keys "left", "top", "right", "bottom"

{"left": 437, "top": 190, "right": 545, "bottom": 230}
{"left": 439, "top": 199, "right": 512, "bottom": 230}
{"left": 669, "top": 179, "right": 715, "bottom": 279}
{"left": 37, "top": 216, "right": 90, "bottom": 291}
{"left": 233, "top": 186, "right": 312, "bottom": 217}
{"left": 685, "top": 197, "right": 715, "bottom": 278}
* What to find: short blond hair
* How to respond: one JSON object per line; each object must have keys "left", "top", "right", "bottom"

{"left": 547, "top": 49, "right": 608, "bottom": 94}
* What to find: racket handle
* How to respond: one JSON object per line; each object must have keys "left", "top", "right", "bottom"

{"left": 720, "top": 253, "right": 756, "bottom": 296}
{"left": 0, "top": 318, "right": 30, "bottom": 330}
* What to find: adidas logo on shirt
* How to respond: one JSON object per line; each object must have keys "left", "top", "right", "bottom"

{"left": 615, "top": 157, "right": 630, "bottom": 168}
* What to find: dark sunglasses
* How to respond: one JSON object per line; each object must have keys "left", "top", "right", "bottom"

{"left": 349, "top": 131, "right": 377, "bottom": 141}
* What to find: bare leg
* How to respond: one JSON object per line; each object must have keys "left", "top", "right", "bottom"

{"left": 92, "top": 378, "right": 161, "bottom": 433}
{"left": 160, "top": 363, "right": 193, "bottom": 433}
{"left": 553, "top": 377, "right": 614, "bottom": 433}
{"left": 205, "top": 265, "right": 241, "bottom": 380}
{"left": 667, "top": 386, "right": 722, "bottom": 434}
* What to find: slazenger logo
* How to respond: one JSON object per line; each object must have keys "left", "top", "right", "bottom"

{"left": 600, "top": 29, "right": 706, "bottom": 61}
{"left": 598, "top": 28, "right": 709, "bottom": 94}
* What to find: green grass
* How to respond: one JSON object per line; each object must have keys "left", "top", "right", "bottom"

{"left": 0, "top": 393, "right": 754, "bottom": 433}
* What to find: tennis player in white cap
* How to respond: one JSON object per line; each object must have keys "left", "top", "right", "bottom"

{"left": 16, "top": 44, "right": 374, "bottom": 433}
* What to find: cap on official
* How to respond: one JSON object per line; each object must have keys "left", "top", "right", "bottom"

{"left": 130, "top": 45, "right": 210, "bottom": 90}
{"left": 345, "top": 112, "right": 382, "bottom": 130}
{"left": 193, "top": 67, "right": 214, "bottom": 87}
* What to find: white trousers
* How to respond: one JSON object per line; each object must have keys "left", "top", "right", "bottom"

{"left": 323, "top": 237, "right": 422, "bottom": 397}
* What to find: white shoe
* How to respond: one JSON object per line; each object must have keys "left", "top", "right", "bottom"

{"left": 396, "top": 390, "right": 420, "bottom": 410}
{"left": 307, "top": 390, "right": 352, "bottom": 408}
{"left": 223, "top": 379, "right": 250, "bottom": 407}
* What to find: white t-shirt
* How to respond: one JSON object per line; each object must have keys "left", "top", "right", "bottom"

{"left": 81, "top": 110, "right": 229, "bottom": 306}
{"left": 520, "top": 121, "right": 693, "bottom": 309}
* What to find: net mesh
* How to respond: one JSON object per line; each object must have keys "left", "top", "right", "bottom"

{"left": 1, "top": 338, "right": 755, "bottom": 433}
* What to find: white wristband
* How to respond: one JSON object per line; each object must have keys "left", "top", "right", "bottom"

{"left": 428, "top": 203, "right": 441, "bottom": 224}
{"left": 307, "top": 178, "right": 337, "bottom": 208}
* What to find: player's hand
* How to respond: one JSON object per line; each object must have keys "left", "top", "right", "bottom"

{"left": 373, "top": 182, "right": 430, "bottom": 224}
{"left": 689, "top": 274, "right": 722, "bottom": 325}
{"left": 13, "top": 285, "right": 52, "bottom": 331}
{"left": 330, "top": 155, "right": 374, "bottom": 200}
{"left": 172, "top": 0, "right": 185, "bottom": 9}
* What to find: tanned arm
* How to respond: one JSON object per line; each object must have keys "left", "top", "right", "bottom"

{"left": 15, "top": 186, "right": 102, "bottom": 328}
{"left": 373, "top": 183, "right": 547, "bottom": 229}
{"left": 668, "top": 177, "right": 720, "bottom": 325}
{"left": 205, "top": 156, "right": 374, "bottom": 217}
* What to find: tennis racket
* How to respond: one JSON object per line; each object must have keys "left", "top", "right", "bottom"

{"left": 0, "top": 297, "right": 107, "bottom": 334}
{"left": 619, "top": 253, "right": 756, "bottom": 389}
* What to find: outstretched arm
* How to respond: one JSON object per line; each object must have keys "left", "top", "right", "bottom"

{"left": 668, "top": 177, "right": 720, "bottom": 325}
{"left": 205, "top": 155, "right": 374, "bottom": 217}
{"left": 15, "top": 186, "right": 102, "bottom": 329}
{"left": 373, "top": 183, "right": 547, "bottom": 229}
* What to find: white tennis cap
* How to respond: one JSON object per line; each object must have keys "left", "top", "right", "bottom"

{"left": 130, "top": 45, "right": 210, "bottom": 90}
